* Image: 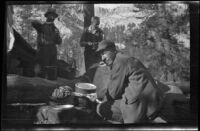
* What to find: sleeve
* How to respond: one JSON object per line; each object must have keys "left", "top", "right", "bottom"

{"left": 123, "top": 58, "right": 149, "bottom": 104}
{"left": 54, "top": 28, "right": 62, "bottom": 45}
{"left": 99, "top": 29, "right": 104, "bottom": 41}
{"left": 105, "top": 61, "right": 127, "bottom": 101}
{"left": 80, "top": 28, "right": 88, "bottom": 47}
{"left": 31, "top": 20, "right": 43, "bottom": 33}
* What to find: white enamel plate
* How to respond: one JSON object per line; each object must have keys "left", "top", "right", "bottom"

{"left": 53, "top": 104, "right": 74, "bottom": 110}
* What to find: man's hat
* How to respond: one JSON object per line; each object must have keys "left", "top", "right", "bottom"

{"left": 96, "top": 40, "right": 116, "bottom": 52}
{"left": 44, "top": 8, "right": 58, "bottom": 18}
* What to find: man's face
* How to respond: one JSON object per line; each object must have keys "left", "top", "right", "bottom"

{"left": 100, "top": 49, "right": 116, "bottom": 66}
{"left": 91, "top": 19, "right": 99, "bottom": 28}
{"left": 46, "top": 14, "right": 56, "bottom": 22}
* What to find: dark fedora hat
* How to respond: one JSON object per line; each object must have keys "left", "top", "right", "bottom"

{"left": 96, "top": 40, "right": 116, "bottom": 52}
{"left": 44, "top": 8, "right": 58, "bottom": 18}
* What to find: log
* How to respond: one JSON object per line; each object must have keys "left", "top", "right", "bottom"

{"left": 6, "top": 75, "right": 84, "bottom": 103}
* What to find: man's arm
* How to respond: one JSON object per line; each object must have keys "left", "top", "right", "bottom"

{"left": 31, "top": 20, "right": 43, "bottom": 33}
{"left": 123, "top": 58, "right": 149, "bottom": 104}
{"left": 54, "top": 28, "right": 62, "bottom": 45}
{"left": 99, "top": 29, "right": 104, "bottom": 41}
{"left": 105, "top": 61, "right": 127, "bottom": 101}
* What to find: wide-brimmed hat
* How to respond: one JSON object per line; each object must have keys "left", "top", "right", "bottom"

{"left": 44, "top": 8, "right": 58, "bottom": 18}
{"left": 96, "top": 40, "right": 116, "bottom": 52}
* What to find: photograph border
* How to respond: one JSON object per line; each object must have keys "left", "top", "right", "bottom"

{"left": 1, "top": 1, "right": 199, "bottom": 130}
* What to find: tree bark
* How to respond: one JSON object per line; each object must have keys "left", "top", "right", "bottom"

{"left": 83, "top": 4, "right": 94, "bottom": 28}
{"left": 77, "top": 4, "right": 94, "bottom": 76}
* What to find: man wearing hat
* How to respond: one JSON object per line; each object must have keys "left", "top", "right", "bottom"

{"left": 31, "top": 8, "right": 62, "bottom": 77}
{"left": 94, "top": 40, "right": 191, "bottom": 123}
{"left": 80, "top": 16, "right": 104, "bottom": 80}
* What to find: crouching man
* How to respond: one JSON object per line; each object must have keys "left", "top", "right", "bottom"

{"left": 94, "top": 40, "right": 191, "bottom": 124}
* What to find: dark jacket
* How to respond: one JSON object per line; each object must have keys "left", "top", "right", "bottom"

{"left": 32, "top": 21, "right": 62, "bottom": 68}
{"left": 80, "top": 26, "right": 103, "bottom": 70}
{"left": 104, "top": 52, "right": 163, "bottom": 123}
{"left": 80, "top": 26, "right": 103, "bottom": 50}
{"left": 32, "top": 21, "right": 62, "bottom": 46}
{"left": 80, "top": 26, "right": 104, "bottom": 81}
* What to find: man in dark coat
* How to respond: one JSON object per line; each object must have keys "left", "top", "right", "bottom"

{"left": 94, "top": 40, "right": 191, "bottom": 124}
{"left": 31, "top": 8, "right": 62, "bottom": 77}
{"left": 80, "top": 16, "right": 104, "bottom": 81}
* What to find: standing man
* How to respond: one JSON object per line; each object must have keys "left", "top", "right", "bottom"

{"left": 31, "top": 8, "right": 62, "bottom": 77}
{"left": 80, "top": 16, "right": 104, "bottom": 80}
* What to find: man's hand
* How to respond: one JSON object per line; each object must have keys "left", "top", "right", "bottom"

{"left": 86, "top": 93, "right": 97, "bottom": 102}
{"left": 88, "top": 42, "right": 93, "bottom": 46}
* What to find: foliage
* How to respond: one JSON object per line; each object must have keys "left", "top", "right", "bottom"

{"left": 122, "top": 4, "right": 190, "bottom": 82}
{"left": 11, "top": 4, "right": 190, "bottom": 82}
{"left": 12, "top": 4, "right": 85, "bottom": 75}
{"left": 99, "top": 4, "right": 190, "bottom": 82}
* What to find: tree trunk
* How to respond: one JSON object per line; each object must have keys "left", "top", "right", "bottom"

{"left": 83, "top": 4, "right": 94, "bottom": 28}
{"left": 77, "top": 4, "right": 94, "bottom": 76}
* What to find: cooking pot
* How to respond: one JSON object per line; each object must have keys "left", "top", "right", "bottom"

{"left": 75, "top": 83, "right": 96, "bottom": 95}
{"left": 74, "top": 83, "right": 97, "bottom": 107}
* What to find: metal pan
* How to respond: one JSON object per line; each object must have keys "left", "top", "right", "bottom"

{"left": 52, "top": 104, "right": 74, "bottom": 110}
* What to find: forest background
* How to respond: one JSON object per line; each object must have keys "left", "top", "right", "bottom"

{"left": 11, "top": 3, "right": 190, "bottom": 83}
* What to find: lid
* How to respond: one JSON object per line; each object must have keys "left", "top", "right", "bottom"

{"left": 75, "top": 83, "right": 96, "bottom": 90}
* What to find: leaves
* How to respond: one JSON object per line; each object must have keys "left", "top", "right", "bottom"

{"left": 12, "top": 4, "right": 85, "bottom": 75}
{"left": 11, "top": 4, "right": 190, "bottom": 82}
{"left": 107, "top": 3, "right": 190, "bottom": 82}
